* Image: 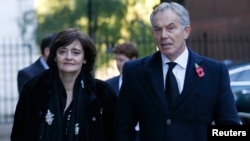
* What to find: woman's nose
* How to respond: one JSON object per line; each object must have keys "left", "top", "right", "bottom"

{"left": 65, "top": 52, "right": 73, "bottom": 59}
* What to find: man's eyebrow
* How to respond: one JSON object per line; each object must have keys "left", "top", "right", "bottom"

{"left": 153, "top": 23, "right": 175, "bottom": 28}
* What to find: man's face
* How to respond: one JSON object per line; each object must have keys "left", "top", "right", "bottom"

{"left": 44, "top": 47, "right": 50, "bottom": 61}
{"left": 152, "top": 9, "right": 190, "bottom": 61}
{"left": 114, "top": 54, "right": 131, "bottom": 74}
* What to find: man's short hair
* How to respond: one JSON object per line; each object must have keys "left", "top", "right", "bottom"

{"left": 40, "top": 33, "right": 57, "bottom": 55}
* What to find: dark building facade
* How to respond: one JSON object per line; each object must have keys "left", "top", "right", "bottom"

{"left": 185, "top": 0, "right": 250, "bottom": 62}
{"left": 186, "top": 0, "right": 250, "bottom": 35}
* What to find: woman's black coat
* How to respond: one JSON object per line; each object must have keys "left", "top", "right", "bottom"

{"left": 11, "top": 70, "right": 117, "bottom": 141}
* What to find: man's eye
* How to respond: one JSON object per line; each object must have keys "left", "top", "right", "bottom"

{"left": 154, "top": 28, "right": 161, "bottom": 32}
{"left": 167, "top": 26, "right": 175, "bottom": 32}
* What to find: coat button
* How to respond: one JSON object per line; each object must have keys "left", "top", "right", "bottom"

{"left": 37, "top": 111, "right": 43, "bottom": 116}
{"left": 166, "top": 119, "right": 171, "bottom": 125}
{"left": 92, "top": 117, "right": 96, "bottom": 122}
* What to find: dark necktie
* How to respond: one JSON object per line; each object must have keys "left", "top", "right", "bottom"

{"left": 165, "top": 62, "right": 179, "bottom": 109}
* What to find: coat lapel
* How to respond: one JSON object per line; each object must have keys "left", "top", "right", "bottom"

{"left": 172, "top": 49, "right": 204, "bottom": 110}
{"left": 138, "top": 51, "right": 169, "bottom": 115}
{"left": 136, "top": 49, "right": 205, "bottom": 115}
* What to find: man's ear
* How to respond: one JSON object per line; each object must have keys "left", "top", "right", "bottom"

{"left": 44, "top": 47, "right": 50, "bottom": 56}
{"left": 131, "top": 57, "right": 137, "bottom": 60}
{"left": 184, "top": 25, "right": 191, "bottom": 39}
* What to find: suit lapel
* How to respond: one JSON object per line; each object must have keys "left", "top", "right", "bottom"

{"left": 172, "top": 49, "right": 204, "bottom": 109}
{"left": 137, "top": 49, "right": 205, "bottom": 115}
{"left": 114, "top": 76, "right": 120, "bottom": 95}
{"left": 33, "top": 58, "right": 47, "bottom": 74}
{"left": 138, "top": 52, "right": 169, "bottom": 115}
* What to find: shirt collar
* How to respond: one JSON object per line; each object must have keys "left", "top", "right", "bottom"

{"left": 161, "top": 47, "right": 188, "bottom": 69}
{"left": 40, "top": 57, "right": 49, "bottom": 69}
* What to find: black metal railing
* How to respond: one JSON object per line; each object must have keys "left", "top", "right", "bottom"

{"left": 1, "top": 33, "right": 250, "bottom": 124}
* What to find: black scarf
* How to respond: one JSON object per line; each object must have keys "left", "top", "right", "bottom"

{"left": 41, "top": 69, "right": 97, "bottom": 141}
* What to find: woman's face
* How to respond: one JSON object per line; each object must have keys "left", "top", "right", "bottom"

{"left": 55, "top": 40, "right": 86, "bottom": 75}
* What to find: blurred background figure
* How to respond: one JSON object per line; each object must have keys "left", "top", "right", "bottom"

{"left": 17, "top": 33, "right": 57, "bottom": 94}
{"left": 105, "top": 41, "right": 138, "bottom": 96}
{"left": 105, "top": 41, "right": 139, "bottom": 141}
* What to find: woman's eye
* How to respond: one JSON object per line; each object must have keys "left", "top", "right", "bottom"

{"left": 58, "top": 50, "right": 66, "bottom": 55}
{"left": 72, "top": 51, "right": 81, "bottom": 55}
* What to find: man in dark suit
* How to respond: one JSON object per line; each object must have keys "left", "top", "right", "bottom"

{"left": 114, "top": 2, "right": 241, "bottom": 141}
{"left": 105, "top": 41, "right": 138, "bottom": 96}
{"left": 17, "top": 33, "right": 57, "bottom": 94}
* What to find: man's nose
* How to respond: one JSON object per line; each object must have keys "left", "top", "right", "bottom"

{"left": 161, "top": 29, "right": 169, "bottom": 38}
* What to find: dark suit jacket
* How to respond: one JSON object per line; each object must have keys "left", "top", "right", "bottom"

{"left": 106, "top": 76, "right": 120, "bottom": 96}
{"left": 17, "top": 57, "right": 46, "bottom": 94}
{"left": 115, "top": 49, "right": 240, "bottom": 141}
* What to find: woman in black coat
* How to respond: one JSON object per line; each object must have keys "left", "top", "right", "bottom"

{"left": 11, "top": 28, "right": 117, "bottom": 141}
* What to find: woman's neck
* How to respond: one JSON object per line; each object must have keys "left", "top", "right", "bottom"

{"left": 61, "top": 75, "right": 75, "bottom": 90}
{"left": 59, "top": 71, "right": 80, "bottom": 91}
{"left": 58, "top": 71, "right": 81, "bottom": 112}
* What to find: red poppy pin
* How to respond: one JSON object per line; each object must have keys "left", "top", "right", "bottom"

{"left": 195, "top": 63, "right": 205, "bottom": 77}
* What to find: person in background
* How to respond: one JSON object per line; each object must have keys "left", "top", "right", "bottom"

{"left": 114, "top": 2, "right": 240, "bottom": 141}
{"left": 106, "top": 41, "right": 138, "bottom": 96}
{"left": 11, "top": 28, "right": 117, "bottom": 141}
{"left": 17, "top": 33, "right": 57, "bottom": 94}
{"left": 105, "top": 41, "right": 139, "bottom": 141}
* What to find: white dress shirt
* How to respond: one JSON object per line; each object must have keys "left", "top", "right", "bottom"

{"left": 161, "top": 47, "right": 189, "bottom": 94}
{"left": 40, "top": 57, "right": 49, "bottom": 70}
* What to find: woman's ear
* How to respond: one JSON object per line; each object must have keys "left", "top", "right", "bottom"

{"left": 83, "top": 60, "right": 87, "bottom": 64}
